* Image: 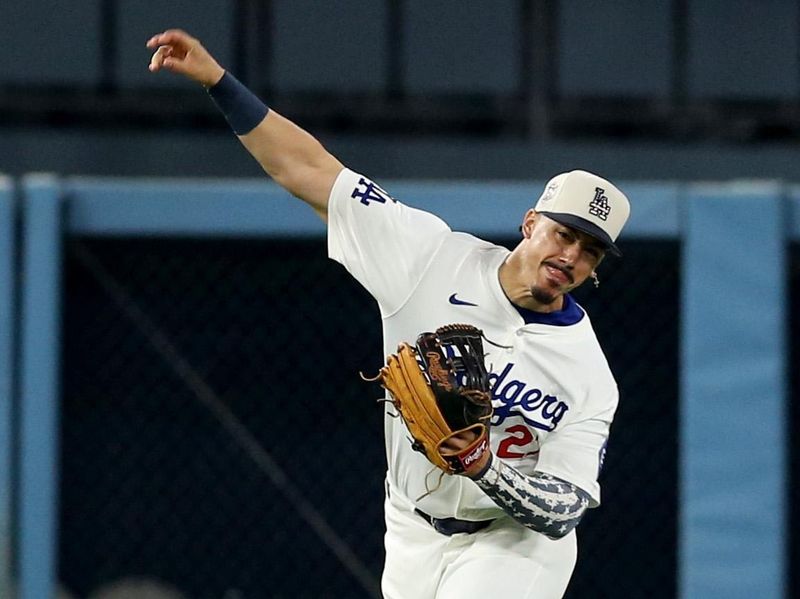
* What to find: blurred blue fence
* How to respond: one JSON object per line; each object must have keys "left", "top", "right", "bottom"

{"left": 0, "top": 177, "right": 14, "bottom": 599}
{"left": 0, "top": 175, "right": 797, "bottom": 598}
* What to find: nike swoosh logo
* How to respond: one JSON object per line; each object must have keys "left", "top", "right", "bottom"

{"left": 448, "top": 293, "right": 478, "bottom": 307}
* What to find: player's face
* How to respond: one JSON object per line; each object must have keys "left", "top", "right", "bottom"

{"left": 517, "top": 212, "right": 605, "bottom": 307}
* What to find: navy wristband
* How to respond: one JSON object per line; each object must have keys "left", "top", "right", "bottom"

{"left": 207, "top": 72, "right": 269, "bottom": 135}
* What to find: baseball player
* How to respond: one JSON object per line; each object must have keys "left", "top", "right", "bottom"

{"left": 147, "top": 30, "right": 631, "bottom": 599}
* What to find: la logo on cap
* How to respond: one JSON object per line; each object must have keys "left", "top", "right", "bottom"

{"left": 588, "top": 188, "right": 611, "bottom": 221}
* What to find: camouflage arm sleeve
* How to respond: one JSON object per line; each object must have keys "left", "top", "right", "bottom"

{"left": 473, "top": 456, "right": 590, "bottom": 538}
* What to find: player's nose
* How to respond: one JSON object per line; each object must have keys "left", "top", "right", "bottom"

{"left": 558, "top": 243, "right": 580, "bottom": 265}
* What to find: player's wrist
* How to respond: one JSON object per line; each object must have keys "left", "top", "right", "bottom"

{"left": 466, "top": 451, "right": 494, "bottom": 480}
{"left": 206, "top": 71, "right": 269, "bottom": 136}
{"left": 203, "top": 65, "right": 226, "bottom": 89}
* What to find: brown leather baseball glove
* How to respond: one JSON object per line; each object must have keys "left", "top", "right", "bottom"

{"left": 374, "top": 324, "right": 493, "bottom": 475}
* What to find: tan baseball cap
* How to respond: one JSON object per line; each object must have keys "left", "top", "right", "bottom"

{"left": 534, "top": 170, "right": 630, "bottom": 257}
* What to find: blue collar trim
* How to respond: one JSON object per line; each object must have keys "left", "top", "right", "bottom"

{"left": 512, "top": 293, "right": 584, "bottom": 326}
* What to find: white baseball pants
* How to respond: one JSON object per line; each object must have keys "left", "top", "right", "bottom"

{"left": 381, "top": 485, "right": 577, "bottom": 599}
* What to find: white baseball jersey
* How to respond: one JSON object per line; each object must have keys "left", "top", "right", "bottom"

{"left": 328, "top": 168, "right": 618, "bottom": 521}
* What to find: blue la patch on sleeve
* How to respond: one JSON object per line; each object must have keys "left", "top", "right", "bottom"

{"left": 351, "top": 177, "right": 395, "bottom": 206}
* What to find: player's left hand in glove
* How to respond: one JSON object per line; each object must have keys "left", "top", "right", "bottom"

{"left": 370, "top": 324, "right": 494, "bottom": 478}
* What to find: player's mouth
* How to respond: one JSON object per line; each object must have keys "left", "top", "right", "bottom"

{"left": 542, "top": 262, "right": 573, "bottom": 286}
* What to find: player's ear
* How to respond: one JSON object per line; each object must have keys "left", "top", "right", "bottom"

{"left": 519, "top": 209, "right": 537, "bottom": 238}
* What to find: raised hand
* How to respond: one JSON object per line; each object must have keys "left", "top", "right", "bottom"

{"left": 146, "top": 29, "right": 225, "bottom": 87}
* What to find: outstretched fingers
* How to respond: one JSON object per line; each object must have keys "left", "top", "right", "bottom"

{"left": 146, "top": 29, "right": 224, "bottom": 86}
{"left": 148, "top": 46, "right": 166, "bottom": 72}
{"left": 146, "top": 28, "right": 194, "bottom": 50}
{"left": 148, "top": 45, "right": 183, "bottom": 72}
{"left": 147, "top": 29, "right": 193, "bottom": 71}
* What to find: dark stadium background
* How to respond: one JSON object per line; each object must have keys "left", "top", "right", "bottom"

{"left": 1, "top": 2, "right": 798, "bottom": 598}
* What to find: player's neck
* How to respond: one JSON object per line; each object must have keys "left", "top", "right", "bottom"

{"left": 498, "top": 259, "right": 565, "bottom": 314}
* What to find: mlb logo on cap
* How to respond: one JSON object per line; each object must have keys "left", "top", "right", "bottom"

{"left": 534, "top": 170, "right": 631, "bottom": 257}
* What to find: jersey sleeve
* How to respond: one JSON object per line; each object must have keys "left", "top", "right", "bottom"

{"left": 327, "top": 168, "right": 451, "bottom": 315}
{"left": 533, "top": 390, "right": 618, "bottom": 508}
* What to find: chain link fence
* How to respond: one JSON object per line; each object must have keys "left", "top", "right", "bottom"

{"left": 58, "top": 235, "right": 680, "bottom": 599}
{"left": 566, "top": 240, "right": 680, "bottom": 599}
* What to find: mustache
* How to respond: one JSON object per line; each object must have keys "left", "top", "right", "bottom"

{"left": 542, "top": 261, "right": 574, "bottom": 284}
